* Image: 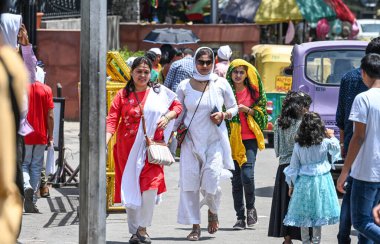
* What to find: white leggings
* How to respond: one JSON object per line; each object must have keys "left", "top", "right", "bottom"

{"left": 301, "top": 227, "right": 321, "bottom": 244}
{"left": 126, "top": 189, "right": 158, "bottom": 234}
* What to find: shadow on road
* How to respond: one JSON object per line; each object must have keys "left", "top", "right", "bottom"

{"left": 255, "top": 186, "right": 274, "bottom": 198}
{"left": 43, "top": 195, "right": 79, "bottom": 228}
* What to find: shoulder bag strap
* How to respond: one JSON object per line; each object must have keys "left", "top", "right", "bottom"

{"left": 133, "top": 90, "right": 150, "bottom": 145}
{"left": 185, "top": 79, "right": 209, "bottom": 131}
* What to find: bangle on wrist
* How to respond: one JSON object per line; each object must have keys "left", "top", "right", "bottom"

{"left": 221, "top": 112, "right": 225, "bottom": 121}
{"left": 163, "top": 115, "right": 170, "bottom": 122}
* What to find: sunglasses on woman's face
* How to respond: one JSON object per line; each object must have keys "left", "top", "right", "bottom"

{"left": 197, "top": 60, "right": 213, "bottom": 66}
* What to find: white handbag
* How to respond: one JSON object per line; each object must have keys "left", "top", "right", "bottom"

{"left": 146, "top": 137, "right": 175, "bottom": 166}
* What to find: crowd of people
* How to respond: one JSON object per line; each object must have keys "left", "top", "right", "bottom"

{"left": 112, "top": 38, "right": 380, "bottom": 244}
{"left": 1, "top": 0, "right": 380, "bottom": 242}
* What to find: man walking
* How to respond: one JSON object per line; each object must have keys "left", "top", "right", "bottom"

{"left": 164, "top": 48, "right": 193, "bottom": 92}
{"left": 23, "top": 67, "right": 54, "bottom": 213}
{"left": 337, "top": 53, "right": 380, "bottom": 243}
{"left": 336, "top": 37, "right": 380, "bottom": 243}
{"left": 214, "top": 45, "right": 232, "bottom": 78}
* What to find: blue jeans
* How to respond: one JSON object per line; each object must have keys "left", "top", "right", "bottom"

{"left": 22, "top": 144, "right": 45, "bottom": 204}
{"left": 338, "top": 176, "right": 367, "bottom": 243}
{"left": 351, "top": 178, "right": 380, "bottom": 244}
{"left": 231, "top": 139, "right": 258, "bottom": 220}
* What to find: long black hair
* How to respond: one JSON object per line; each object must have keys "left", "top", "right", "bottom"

{"left": 239, "top": 66, "right": 258, "bottom": 102}
{"left": 278, "top": 91, "right": 312, "bottom": 129}
{"left": 124, "top": 56, "right": 160, "bottom": 97}
{"left": 295, "top": 112, "right": 325, "bottom": 147}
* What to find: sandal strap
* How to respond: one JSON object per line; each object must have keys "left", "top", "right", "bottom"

{"left": 208, "top": 212, "right": 218, "bottom": 222}
{"left": 187, "top": 227, "right": 201, "bottom": 240}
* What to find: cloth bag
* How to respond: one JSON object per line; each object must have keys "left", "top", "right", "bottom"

{"left": 176, "top": 122, "right": 188, "bottom": 148}
{"left": 46, "top": 144, "right": 56, "bottom": 175}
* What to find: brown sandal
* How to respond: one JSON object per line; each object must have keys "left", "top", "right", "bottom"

{"left": 187, "top": 226, "right": 201, "bottom": 241}
{"left": 207, "top": 209, "right": 219, "bottom": 234}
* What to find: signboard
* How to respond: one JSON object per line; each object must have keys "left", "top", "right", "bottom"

{"left": 53, "top": 97, "right": 65, "bottom": 151}
{"left": 275, "top": 75, "right": 292, "bottom": 92}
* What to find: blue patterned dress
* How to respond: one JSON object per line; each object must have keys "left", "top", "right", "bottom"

{"left": 283, "top": 138, "right": 341, "bottom": 227}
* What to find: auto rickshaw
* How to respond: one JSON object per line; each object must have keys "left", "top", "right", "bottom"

{"left": 251, "top": 45, "right": 293, "bottom": 147}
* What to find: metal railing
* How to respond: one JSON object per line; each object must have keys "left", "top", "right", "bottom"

{"left": 9, "top": 0, "right": 115, "bottom": 20}
{"left": 39, "top": 0, "right": 81, "bottom": 19}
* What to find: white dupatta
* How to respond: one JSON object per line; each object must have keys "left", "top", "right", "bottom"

{"left": 121, "top": 86, "right": 177, "bottom": 209}
{"left": 208, "top": 76, "right": 236, "bottom": 171}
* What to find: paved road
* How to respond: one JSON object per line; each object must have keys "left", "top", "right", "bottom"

{"left": 18, "top": 122, "right": 358, "bottom": 243}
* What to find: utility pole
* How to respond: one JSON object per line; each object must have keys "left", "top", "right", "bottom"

{"left": 79, "top": 0, "right": 107, "bottom": 243}
{"left": 211, "top": 0, "right": 218, "bottom": 24}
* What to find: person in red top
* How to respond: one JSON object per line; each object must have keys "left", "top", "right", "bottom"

{"left": 22, "top": 70, "right": 54, "bottom": 213}
{"left": 226, "top": 59, "right": 268, "bottom": 230}
{"left": 106, "top": 56, "right": 182, "bottom": 244}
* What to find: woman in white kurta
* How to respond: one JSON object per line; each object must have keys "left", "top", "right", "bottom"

{"left": 175, "top": 47, "right": 238, "bottom": 241}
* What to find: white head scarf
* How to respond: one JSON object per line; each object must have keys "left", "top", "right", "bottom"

{"left": 0, "top": 13, "right": 22, "bottom": 49}
{"left": 217, "top": 45, "right": 232, "bottom": 60}
{"left": 192, "top": 47, "right": 218, "bottom": 82}
{"left": 36, "top": 66, "right": 46, "bottom": 84}
{"left": 149, "top": 47, "right": 162, "bottom": 56}
{"left": 126, "top": 57, "right": 137, "bottom": 67}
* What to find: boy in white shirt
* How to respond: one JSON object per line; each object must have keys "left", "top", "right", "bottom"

{"left": 337, "top": 53, "right": 380, "bottom": 243}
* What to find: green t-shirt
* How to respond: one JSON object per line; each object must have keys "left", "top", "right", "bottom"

{"left": 150, "top": 70, "right": 159, "bottom": 82}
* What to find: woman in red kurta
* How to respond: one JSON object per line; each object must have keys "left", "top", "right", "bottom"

{"left": 106, "top": 57, "right": 182, "bottom": 244}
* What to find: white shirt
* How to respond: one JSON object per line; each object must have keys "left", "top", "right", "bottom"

{"left": 349, "top": 88, "right": 380, "bottom": 182}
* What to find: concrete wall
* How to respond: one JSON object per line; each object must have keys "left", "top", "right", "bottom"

{"left": 37, "top": 24, "right": 260, "bottom": 121}
{"left": 120, "top": 23, "right": 260, "bottom": 55}
{"left": 37, "top": 30, "right": 80, "bottom": 121}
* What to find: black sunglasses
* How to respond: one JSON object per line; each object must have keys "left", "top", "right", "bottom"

{"left": 197, "top": 60, "right": 213, "bottom": 66}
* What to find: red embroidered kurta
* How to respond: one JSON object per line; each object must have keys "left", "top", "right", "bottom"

{"left": 106, "top": 88, "right": 182, "bottom": 203}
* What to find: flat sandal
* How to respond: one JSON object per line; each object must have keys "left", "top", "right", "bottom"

{"left": 207, "top": 210, "right": 219, "bottom": 234}
{"left": 187, "top": 226, "right": 201, "bottom": 241}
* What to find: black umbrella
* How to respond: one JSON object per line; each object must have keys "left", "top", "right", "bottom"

{"left": 143, "top": 28, "right": 200, "bottom": 45}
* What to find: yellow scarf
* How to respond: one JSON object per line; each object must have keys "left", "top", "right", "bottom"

{"left": 226, "top": 59, "right": 268, "bottom": 167}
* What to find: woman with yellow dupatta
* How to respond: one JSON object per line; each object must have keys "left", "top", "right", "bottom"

{"left": 226, "top": 59, "right": 268, "bottom": 230}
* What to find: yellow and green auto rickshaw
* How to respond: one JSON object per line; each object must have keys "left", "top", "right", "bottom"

{"left": 251, "top": 44, "right": 293, "bottom": 147}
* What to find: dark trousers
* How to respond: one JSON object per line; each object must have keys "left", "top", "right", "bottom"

{"left": 231, "top": 139, "right": 258, "bottom": 220}
{"left": 16, "top": 134, "right": 25, "bottom": 197}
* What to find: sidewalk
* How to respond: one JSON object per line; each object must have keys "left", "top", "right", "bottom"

{"left": 18, "top": 122, "right": 357, "bottom": 243}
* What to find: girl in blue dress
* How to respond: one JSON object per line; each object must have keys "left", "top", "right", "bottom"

{"left": 283, "top": 112, "right": 341, "bottom": 244}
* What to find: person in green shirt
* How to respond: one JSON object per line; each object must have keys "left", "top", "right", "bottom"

{"left": 145, "top": 51, "right": 159, "bottom": 82}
